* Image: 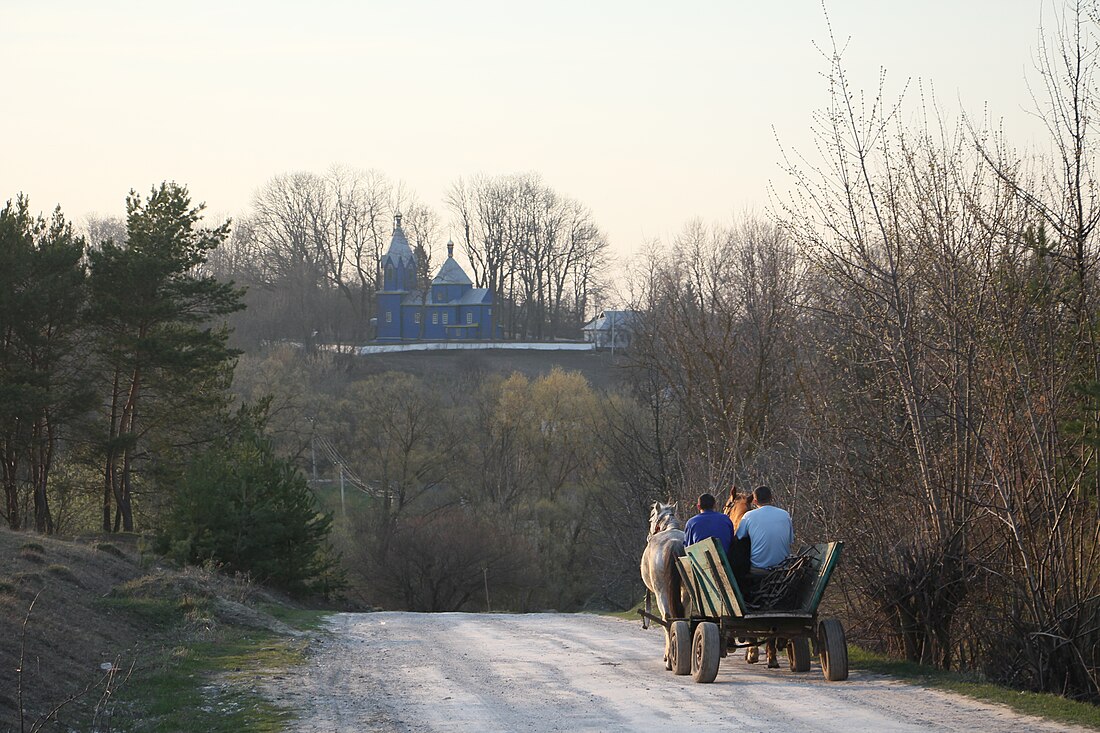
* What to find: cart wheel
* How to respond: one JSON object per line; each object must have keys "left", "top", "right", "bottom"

{"left": 819, "top": 619, "right": 849, "bottom": 681}
{"left": 691, "top": 622, "right": 721, "bottom": 683}
{"left": 669, "top": 620, "right": 692, "bottom": 675}
{"left": 787, "top": 637, "right": 811, "bottom": 673}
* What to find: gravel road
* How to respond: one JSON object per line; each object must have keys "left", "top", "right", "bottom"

{"left": 265, "top": 612, "right": 1086, "bottom": 733}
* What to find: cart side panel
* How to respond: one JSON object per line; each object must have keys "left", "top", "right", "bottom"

{"left": 686, "top": 538, "right": 748, "bottom": 618}
{"left": 685, "top": 551, "right": 723, "bottom": 617}
{"left": 676, "top": 555, "right": 705, "bottom": 618}
{"left": 801, "top": 541, "right": 843, "bottom": 614}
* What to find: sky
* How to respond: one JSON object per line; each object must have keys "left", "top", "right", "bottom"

{"left": 2, "top": 1, "right": 1051, "bottom": 268}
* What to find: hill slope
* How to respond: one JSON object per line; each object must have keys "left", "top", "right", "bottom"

{"left": 0, "top": 528, "right": 309, "bottom": 732}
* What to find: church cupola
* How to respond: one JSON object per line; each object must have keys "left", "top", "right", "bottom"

{"left": 380, "top": 212, "right": 417, "bottom": 292}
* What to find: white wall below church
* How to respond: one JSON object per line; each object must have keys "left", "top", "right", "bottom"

{"left": 358, "top": 341, "right": 593, "bottom": 355}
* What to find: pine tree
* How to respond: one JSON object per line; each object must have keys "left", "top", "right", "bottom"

{"left": 0, "top": 197, "right": 89, "bottom": 532}
{"left": 160, "top": 405, "right": 342, "bottom": 597}
{"left": 88, "top": 183, "right": 244, "bottom": 532}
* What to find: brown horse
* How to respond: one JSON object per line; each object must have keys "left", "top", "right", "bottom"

{"left": 723, "top": 486, "right": 781, "bottom": 666}
{"left": 723, "top": 486, "right": 752, "bottom": 530}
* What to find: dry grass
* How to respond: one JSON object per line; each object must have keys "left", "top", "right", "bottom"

{"left": 0, "top": 528, "right": 308, "bottom": 732}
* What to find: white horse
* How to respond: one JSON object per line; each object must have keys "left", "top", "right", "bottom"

{"left": 640, "top": 501, "right": 686, "bottom": 630}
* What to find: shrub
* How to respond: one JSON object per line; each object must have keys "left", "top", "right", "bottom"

{"left": 157, "top": 420, "right": 343, "bottom": 598}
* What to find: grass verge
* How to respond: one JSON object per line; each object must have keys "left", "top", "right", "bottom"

{"left": 605, "top": 601, "right": 644, "bottom": 622}
{"left": 849, "top": 646, "right": 1100, "bottom": 730}
{"left": 100, "top": 595, "right": 332, "bottom": 733}
{"left": 259, "top": 603, "right": 332, "bottom": 631}
{"left": 114, "top": 630, "right": 307, "bottom": 733}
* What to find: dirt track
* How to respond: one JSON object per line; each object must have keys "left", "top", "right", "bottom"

{"left": 266, "top": 612, "right": 1086, "bottom": 732}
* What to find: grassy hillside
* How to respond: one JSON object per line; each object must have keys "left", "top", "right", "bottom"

{"left": 0, "top": 528, "right": 321, "bottom": 732}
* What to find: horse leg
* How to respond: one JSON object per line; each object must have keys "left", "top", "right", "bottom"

{"left": 643, "top": 589, "right": 651, "bottom": 630}
{"left": 767, "top": 638, "right": 780, "bottom": 668}
{"left": 746, "top": 644, "right": 759, "bottom": 663}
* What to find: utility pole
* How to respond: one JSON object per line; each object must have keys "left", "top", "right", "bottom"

{"left": 308, "top": 418, "right": 318, "bottom": 482}
{"left": 339, "top": 464, "right": 346, "bottom": 518}
{"left": 483, "top": 566, "right": 491, "bottom": 612}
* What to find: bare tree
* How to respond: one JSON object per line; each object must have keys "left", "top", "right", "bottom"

{"left": 249, "top": 168, "right": 398, "bottom": 344}
{"left": 446, "top": 173, "right": 608, "bottom": 340}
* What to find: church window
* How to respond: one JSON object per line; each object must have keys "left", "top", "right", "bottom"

{"left": 442, "top": 313, "right": 449, "bottom": 324}
{"left": 466, "top": 312, "right": 473, "bottom": 324}
{"left": 386, "top": 311, "right": 392, "bottom": 323}
{"left": 432, "top": 312, "right": 438, "bottom": 325}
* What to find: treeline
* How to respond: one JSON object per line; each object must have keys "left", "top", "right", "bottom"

{"left": 207, "top": 169, "right": 610, "bottom": 347}
{"left": 0, "top": 184, "right": 242, "bottom": 534}
{"left": 622, "top": 8, "right": 1100, "bottom": 702}
{"left": 0, "top": 184, "right": 339, "bottom": 596}
{"left": 231, "top": 353, "right": 654, "bottom": 611}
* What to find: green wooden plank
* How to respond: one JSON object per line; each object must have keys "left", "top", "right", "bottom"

{"left": 685, "top": 537, "right": 748, "bottom": 619}
{"left": 689, "top": 551, "right": 723, "bottom": 617}
{"left": 677, "top": 555, "right": 703, "bottom": 617}
{"left": 707, "top": 543, "right": 748, "bottom": 616}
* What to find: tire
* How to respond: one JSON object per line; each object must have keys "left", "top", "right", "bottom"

{"left": 787, "top": 636, "right": 811, "bottom": 673}
{"left": 819, "top": 618, "right": 849, "bottom": 681}
{"left": 669, "top": 620, "right": 692, "bottom": 675}
{"left": 691, "top": 622, "right": 721, "bottom": 683}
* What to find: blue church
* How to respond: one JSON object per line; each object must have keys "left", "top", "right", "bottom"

{"left": 375, "top": 214, "right": 500, "bottom": 341}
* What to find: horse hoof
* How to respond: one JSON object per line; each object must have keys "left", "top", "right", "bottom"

{"left": 746, "top": 647, "right": 759, "bottom": 664}
{"left": 767, "top": 657, "right": 780, "bottom": 669}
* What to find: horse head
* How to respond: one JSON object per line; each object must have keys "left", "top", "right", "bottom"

{"left": 649, "top": 500, "right": 680, "bottom": 535}
{"left": 724, "top": 486, "right": 752, "bottom": 530}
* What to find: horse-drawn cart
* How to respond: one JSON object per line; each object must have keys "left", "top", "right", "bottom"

{"left": 641, "top": 538, "right": 848, "bottom": 684}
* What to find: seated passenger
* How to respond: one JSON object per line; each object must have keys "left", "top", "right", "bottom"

{"left": 736, "top": 485, "right": 795, "bottom": 668}
{"left": 735, "top": 485, "right": 794, "bottom": 574}
{"left": 683, "top": 492, "right": 735, "bottom": 555}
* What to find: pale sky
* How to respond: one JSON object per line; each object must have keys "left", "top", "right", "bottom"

{"left": 2, "top": 1, "right": 1047, "bottom": 266}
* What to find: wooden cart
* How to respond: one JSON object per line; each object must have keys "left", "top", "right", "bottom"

{"left": 642, "top": 538, "right": 848, "bottom": 683}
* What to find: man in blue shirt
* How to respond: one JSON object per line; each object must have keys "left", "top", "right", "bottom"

{"left": 684, "top": 493, "right": 735, "bottom": 555}
{"left": 735, "top": 485, "right": 794, "bottom": 571}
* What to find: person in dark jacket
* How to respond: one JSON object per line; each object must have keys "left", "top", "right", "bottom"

{"left": 684, "top": 493, "right": 735, "bottom": 555}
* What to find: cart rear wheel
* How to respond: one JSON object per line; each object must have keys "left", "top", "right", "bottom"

{"left": 787, "top": 636, "right": 811, "bottom": 672}
{"left": 669, "top": 620, "right": 692, "bottom": 675}
{"left": 819, "top": 618, "right": 849, "bottom": 681}
{"left": 691, "top": 622, "right": 721, "bottom": 683}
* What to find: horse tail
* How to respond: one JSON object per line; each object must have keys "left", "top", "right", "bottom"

{"left": 667, "top": 542, "right": 686, "bottom": 619}
{"left": 670, "top": 566, "right": 682, "bottom": 619}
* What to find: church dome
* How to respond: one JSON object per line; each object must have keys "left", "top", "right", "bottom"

{"left": 432, "top": 239, "right": 473, "bottom": 285}
{"left": 382, "top": 213, "right": 415, "bottom": 265}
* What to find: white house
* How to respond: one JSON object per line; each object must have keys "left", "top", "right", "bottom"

{"left": 582, "top": 310, "right": 638, "bottom": 349}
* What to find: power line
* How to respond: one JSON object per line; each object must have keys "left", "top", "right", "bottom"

{"left": 309, "top": 429, "right": 386, "bottom": 497}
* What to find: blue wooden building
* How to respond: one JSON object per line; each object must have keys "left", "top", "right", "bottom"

{"left": 375, "top": 214, "right": 500, "bottom": 341}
